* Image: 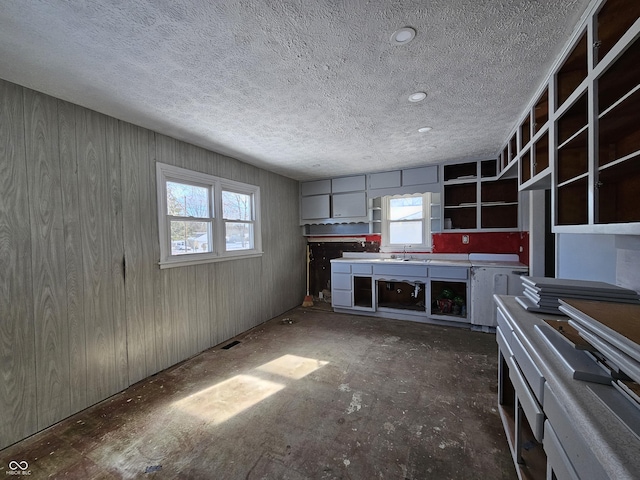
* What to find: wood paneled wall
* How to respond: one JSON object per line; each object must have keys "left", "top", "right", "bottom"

{"left": 0, "top": 79, "right": 305, "bottom": 449}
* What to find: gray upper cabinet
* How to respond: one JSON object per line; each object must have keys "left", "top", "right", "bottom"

{"left": 300, "top": 175, "right": 368, "bottom": 224}
{"left": 402, "top": 166, "right": 438, "bottom": 186}
{"left": 367, "top": 165, "right": 440, "bottom": 197}
{"left": 299, "top": 166, "right": 441, "bottom": 225}
{"left": 368, "top": 170, "right": 402, "bottom": 190}
{"left": 332, "top": 191, "right": 367, "bottom": 218}
{"left": 332, "top": 175, "right": 366, "bottom": 193}
{"left": 301, "top": 194, "right": 330, "bottom": 220}
{"left": 300, "top": 179, "right": 331, "bottom": 196}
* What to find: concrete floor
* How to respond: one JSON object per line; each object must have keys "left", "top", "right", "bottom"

{"left": 1, "top": 304, "right": 516, "bottom": 479}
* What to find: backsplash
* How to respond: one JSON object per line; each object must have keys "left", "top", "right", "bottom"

{"left": 432, "top": 231, "right": 528, "bottom": 265}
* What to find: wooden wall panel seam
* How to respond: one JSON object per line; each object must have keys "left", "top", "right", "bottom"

{"left": 23, "top": 90, "right": 72, "bottom": 429}
{"left": 0, "top": 80, "right": 37, "bottom": 449}
{"left": 58, "top": 100, "right": 89, "bottom": 414}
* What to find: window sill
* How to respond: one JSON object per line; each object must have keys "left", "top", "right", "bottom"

{"left": 159, "top": 251, "right": 264, "bottom": 269}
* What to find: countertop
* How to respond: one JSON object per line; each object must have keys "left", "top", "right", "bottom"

{"left": 494, "top": 295, "right": 639, "bottom": 480}
{"left": 330, "top": 257, "right": 471, "bottom": 267}
{"left": 330, "top": 257, "right": 527, "bottom": 268}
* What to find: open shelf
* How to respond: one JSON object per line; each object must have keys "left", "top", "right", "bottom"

{"left": 481, "top": 159, "right": 497, "bottom": 178}
{"left": 430, "top": 280, "right": 467, "bottom": 319}
{"left": 481, "top": 178, "right": 518, "bottom": 228}
{"left": 520, "top": 114, "right": 531, "bottom": 149}
{"left": 354, "top": 276, "right": 373, "bottom": 308}
{"left": 557, "top": 177, "right": 589, "bottom": 225}
{"left": 533, "top": 88, "right": 549, "bottom": 135}
{"left": 556, "top": 30, "right": 588, "bottom": 108}
{"left": 444, "top": 182, "right": 477, "bottom": 229}
{"left": 595, "top": 0, "right": 640, "bottom": 64}
{"left": 597, "top": 156, "right": 640, "bottom": 224}
{"left": 520, "top": 149, "right": 531, "bottom": 184}
{"left": 533, "top": 131, "right": 549, "bottom": 176}
{"left": 444, "top": 162, "right": 477, "bottom": 182}
{"left": 377, "top": 280, "right": 425, "bottom": 312}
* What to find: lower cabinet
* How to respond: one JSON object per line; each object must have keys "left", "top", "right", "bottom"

{"left": 497, "top": 325, "right": 547, "bottom": 479}
{"left": 494, "top": 296, "right": 639, "bottom": 480}
{"left": 330, "top": 260, "right": 471, "bottom": 324}
{"left": 331, "top": 263, "right": 352, "bottom": 308}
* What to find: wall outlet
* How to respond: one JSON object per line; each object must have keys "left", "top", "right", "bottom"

{"left": 462, "top": 235, "right": 469, "bottom": 244}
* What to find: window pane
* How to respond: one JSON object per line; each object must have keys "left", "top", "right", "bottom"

{"left": 222, "top": 191, "right": 252, "bottom": 220}
{"left": 167, "top": 182, "right": 210, "bottom": 217}
{"left": 170, "top": 221, "right": 212, "bottom": 255}
{"left": 225, "top": 222, "right": 253, "bottom": 250}
{"left": 389, "top": 221, "right": 423, "bottom": 244}
{"left": 389, "top": 197, "right": 423, "bottom": 220}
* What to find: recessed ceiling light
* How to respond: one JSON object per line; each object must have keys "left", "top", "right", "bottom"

{"left": 408, "top": 92, "right": 427, "bottom": 102}
{"left": 418, "top": 126, "right": 432, "bottom": 133}
{"left": 391, "top": 27, "right": 416, "bottom": 45}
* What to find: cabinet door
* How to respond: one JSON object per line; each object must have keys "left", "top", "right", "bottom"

{"left": 332, "top": 175, "right": 366, "bottom": 193}
{"left": 368, "top": 170, "right": 401, "bottom": 189}
{"left": 332, "top": 191, "right": 367, "bottom": 218}
{"left": 301, "top": 194, "right": 330, "bottom": 220}
{"left": 301, "top": 179, "right": 331, "bottom": 196}
{"left": 331, "top": 272, "right": 353, "bottom": 307}
{"left": 402, "top": 166, "right": 438, "bottom": 185}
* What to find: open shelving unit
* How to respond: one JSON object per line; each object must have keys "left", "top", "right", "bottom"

{"left": 497, "top": 0, "right": 640, "bottom": 233}
{"left": 444, "top": 159, "right": 519, "bottom": 231}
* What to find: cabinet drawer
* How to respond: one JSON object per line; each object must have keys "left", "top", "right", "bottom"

{"left": 544, "top": 420, "right": 580, "bottom": 480}
{"left": 373, "top": 264, "right": 428, "bottom": 278}
{"left": 332, "top": 273, "right": 351, "bottom": 290}
{"left": 332, "top": 290, "right": 352, "bottom": 308}
{"left": 429, "top": 266, "right": 468, "bottom": 279}
{"left": 496, "top": 326, "right": 513, "bottom": 359}
{"left": 352, "top": 264, "right": 373, "bottom": 274}
{"left": 543, "top": 384, "right": 607, "bottom": 480}
{"left": 332, "top": 263, "right": 351, "bottom": 274}
{"left": 496, "top": 308, "right": 514, "bottom": 340}
{"left": 508, "top": 355, "right": 544, "bottom": 442}
{"left": 510, "top": 331, "right": 545, "bottom": 403}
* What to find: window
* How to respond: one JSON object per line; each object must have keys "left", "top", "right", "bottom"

{"left": 381, "top": 193, "right": 432, "bottom": 251}
{"left": 157, "top": 163, "right": 261, "bottom": 268}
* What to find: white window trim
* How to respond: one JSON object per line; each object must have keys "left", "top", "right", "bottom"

{"left": 156, "top": 162, "right": 262, "bottom": 269}
{"left": 380, "top": 193, "right": 432, "bottom": 252}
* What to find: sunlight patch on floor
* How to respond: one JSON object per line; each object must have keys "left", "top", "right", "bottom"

{"left": 172, "top": 374, "right": 285, "bottom": 424}
{"left": 172, "top": 354, "right": 329, "bottom": 424}
{"left": 256, "top": 354, "right": 329, "bottom": 380}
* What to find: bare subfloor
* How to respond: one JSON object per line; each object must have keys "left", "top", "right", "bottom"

{"left": 1, "top": 304, "right": 515, "bottom": 479}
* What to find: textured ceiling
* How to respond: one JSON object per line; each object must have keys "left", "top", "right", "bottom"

{"left": 0, "top": 0, "right": 592, "bottom": 181}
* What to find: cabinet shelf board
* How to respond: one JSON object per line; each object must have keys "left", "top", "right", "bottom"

{"left": 444, "top": 203, "right": 477, "bottom": 209}
{"left": 443, "top": 177, "right": 477, "bottom": 185}
{"left": 599, "top": 84, "right": 640, "bottom": 119}
{"left": 519, "top": 169, "right": 552, "bottom": 191}
{"left": 557, "top": 172, "right": 589, "bottom": 189}
{"left": 481, "top": 201, "right": 518, "bottom": 207}
{"left": 553, "top": 222, "right": 640, "bottom": 235}
{"left": 558, "top": 124, "right": 589, "bottom": 150}
{"left": 497, "top": 158, "right": 519, "bottom": 180}
{"left": 592, "top": 17, "right": 640, "bottom": 78}
{"left": 598, "top": 150, "right": 640, "bottom": 173}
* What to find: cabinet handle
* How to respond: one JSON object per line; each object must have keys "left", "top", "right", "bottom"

{"left": 593, "top": 40, "right": 602, "bottom": 49}
{"left": 595, "top": 181, "right": 603, "bottom": 189}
